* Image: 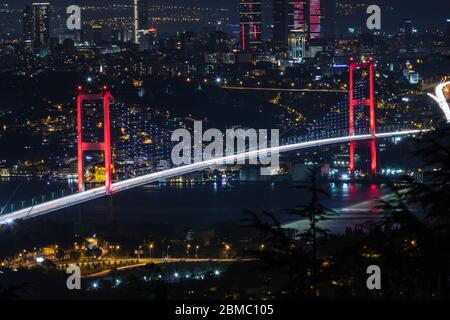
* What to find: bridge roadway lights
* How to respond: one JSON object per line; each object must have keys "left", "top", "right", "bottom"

{"left": 0, "top": 130, "right": 426, "bottom": 224}
{"left": 427, "top": 81, "right": 450, "bottom": 123}
{"left": 349, "top": 57, "right": 377, "bottom": 177}
{"left": 76, "top": 86, "right": 114, "bottom": 193}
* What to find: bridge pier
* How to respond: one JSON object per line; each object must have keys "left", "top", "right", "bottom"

{"left": 106, "top": 195, "right": 116, "bottom": 225}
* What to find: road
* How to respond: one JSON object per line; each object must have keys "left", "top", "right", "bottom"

{"left": 59, "top": 258, "right": 248, "bottom": 278}
{"left": 221, "top": 86, "right": 347, "bottom": 93}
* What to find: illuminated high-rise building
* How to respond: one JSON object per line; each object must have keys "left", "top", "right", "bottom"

{"left": 294, "top": 0, "right": 335, "bottom": 41}
{"left": 288, "top": 1, "right": 308, "bottom": 35}
{"left": 23, "top": 3, "right": 50, "bottom": 50}
{"left": 287, "top": 1, "right": 308, "bottom": 60}
{"left": 239, "top": 0, "right": 262, "bottom": 52}
{"left": 309, "top": 0, "right": 321, "bottom": 40}
{"left": 133, "top": 0, "right": 149, "bottom": 44}
{"left": 273, "top": 1, "right": 309, "bottom": 50}
{"left": 274, "top": 1, "right": 336, "bottom": 48}
{"left": 288, "top": 31, "right": 307, "bottom": 61}
{"left": 23, "top": 5, "right": 34, "bottom": 50}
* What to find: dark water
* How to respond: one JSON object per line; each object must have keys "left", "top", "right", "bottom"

{"left": 0, "top": 178, "right": 77, "bottom": 212}
{"left": 1, "top": 179, "right": 385, "bottom": 235}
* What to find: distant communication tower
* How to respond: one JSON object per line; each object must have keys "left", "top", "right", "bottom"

{"left": 349, "top": 57, "right": 377, "bottom": 177}
{"left": 76, "top": 86, "right": 114, "bottom": 193}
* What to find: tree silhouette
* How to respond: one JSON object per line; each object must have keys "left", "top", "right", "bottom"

{"left": 287, "top": 166, "right": 336, "bottom": 295}
{"left": 378, "top": 125, "right": 450, "bottom": 299}
{"left": 0, "top": 283, "right": 32, "bottom": 300}
{"left": 244, "top": 165, "right": 335, "bottom": 298}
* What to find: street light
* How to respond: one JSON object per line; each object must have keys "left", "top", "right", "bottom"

{"left": 149, "top": 243, "right": 154, "bottom": 258}
{"left": 224, "top": 244, "right": 231, "bottom": 259}
{"left": 186, "top": 244, "right": 191, "bottom": 258}
{"left": 195, "top": 245, "right": 200, "bottom": 259}
{"left": 136, "top": 245, "right": 142, "bottom": 260}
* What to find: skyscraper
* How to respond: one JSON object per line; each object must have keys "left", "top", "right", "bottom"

{"left": 272, "top": 1, "right": 309, "bottom": 58}
{"left": 23, "top": 5, "right": 34, "bottom": 50}
{"left": 273, "top": 0, "right": 289, "bottom": 48}
{"left": 321, "top": 0, "right": 336, "bottom": 40}
{"left": 272, "top": 1, "right": 310, "bottom": 48}
{"left": 446, "top": 19, "right": 450, "bottom": 37}
{"left": 273, "top": 1, "right": 335, "bottom": 47}
{"left": 287, "top": 1, "right": 309, "bottom": 60}
{"left": 288, "top": 1, "right": 309, "bottom": 35}
{"left": 23, "top": 3, "right": 50, "bottom": 50}
{"left": 308, "top": 0, "right": 321, "bottom": 40}
{"left": 134, "top": 0, "right": 149, "bottom": 44}
{"left": 239, "top": 0, "right": 262, "bottom": 52}
{"left": 308, "top": 0, "right": 337, "bottom": 41}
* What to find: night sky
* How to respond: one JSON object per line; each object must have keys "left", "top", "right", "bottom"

{"left": 4, "top": 0, "right": 450, "bottom": 31}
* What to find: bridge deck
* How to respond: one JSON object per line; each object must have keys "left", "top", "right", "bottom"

{"left": 0, "top": 130, "right": 424, "bottom": 225}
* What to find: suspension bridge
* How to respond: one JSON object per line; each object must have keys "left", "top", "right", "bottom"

{"left": 0, "top": 57, "right": 448, "bottom": 225}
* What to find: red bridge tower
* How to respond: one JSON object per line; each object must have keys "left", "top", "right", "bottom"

{"left": 76, "top": 86, "right": 114, "bottom": 193}
{"left": 349, "top": 57, "right": 377, "bottom": 177}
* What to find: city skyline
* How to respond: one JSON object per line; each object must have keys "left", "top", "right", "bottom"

{"left": 0, "top": 0, "right": 450, "bottom": 306}
{"left": 1, "top": 1, "right": 449, "bottom": 32}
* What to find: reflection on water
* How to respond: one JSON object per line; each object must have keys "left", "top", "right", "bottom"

{"left": 1, "top": 179, "right": 387, "bottom": 235}
{"left": 285, "top": 182, "right": 383, "bottom": 233}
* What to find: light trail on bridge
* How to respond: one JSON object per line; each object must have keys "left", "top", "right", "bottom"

{"left": 0, "top": 130, "right": 424, "bottom": 225}
{"left": 221, "top": 86, "right": 347, "bottom": 93}
{"left": 81, "top": 258, "right": 250, "bottom": 278}
{"left": 427, "top": 81, "right": 450, "bottom": 123}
